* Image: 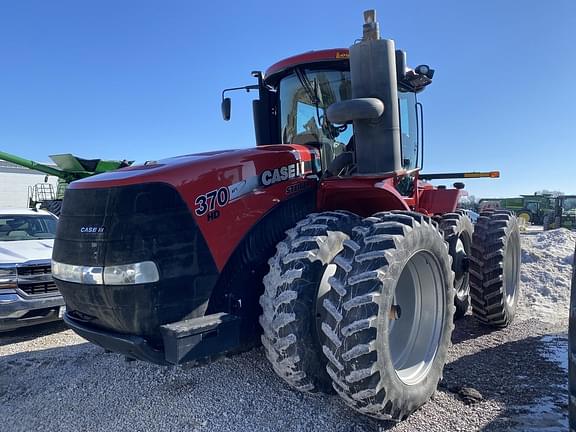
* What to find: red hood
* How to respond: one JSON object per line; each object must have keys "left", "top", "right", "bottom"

{"left": 67, "top": 144, "right": 319, "bottom": 270}
{"left": 69, "top": 145, "right": 316, "bottom": 191}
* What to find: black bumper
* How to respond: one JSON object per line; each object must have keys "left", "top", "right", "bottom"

{"left": 64, "top": 311, "right": 241, "bottom": 365}
{"left": 0, "top": 291, "right": 65, "bottom": 332}
{"left": 63, "top": 313, "right": 169, "bottom": 365}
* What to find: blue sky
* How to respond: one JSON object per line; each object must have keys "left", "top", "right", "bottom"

{"left": 1, "top": 1, "right": 574, "bottom": 198}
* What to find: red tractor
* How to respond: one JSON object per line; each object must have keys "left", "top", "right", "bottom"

{"left": 52, "top": 11, "right": 521, "bottom": 421}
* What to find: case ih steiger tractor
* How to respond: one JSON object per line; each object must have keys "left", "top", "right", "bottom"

{"left": 52, "top": 11, "right": 521, "bottom": 421}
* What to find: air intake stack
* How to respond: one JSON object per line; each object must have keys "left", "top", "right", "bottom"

{"left": 327, "top": 10, "right": 402, "bottom": 174}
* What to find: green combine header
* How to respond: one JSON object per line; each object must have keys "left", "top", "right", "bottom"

{"left": 0, "top": 151, "right": 133, "bottom": 215}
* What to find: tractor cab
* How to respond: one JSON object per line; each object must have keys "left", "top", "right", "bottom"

{"left": 223, "top": 48, "right": 433, "bottom": 180}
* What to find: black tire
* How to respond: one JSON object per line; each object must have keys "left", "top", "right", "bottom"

{"left": 259, "top": 211, "right": 361, "bottom": 393}
{"left": 320, "top": 211, "right": 455, "bottom": 420}
{"left": 440, "top": 211, "right": 474, "bottom": 320}
{"left": 40, "top": 199, "right": 63, "bottom": 216}
{"left": 543, "top": 214, "right": 551, "bottom": 231}
{"left": 469, "top": 210, "right": 521, "bottom": 327}
{"left": 569, "top": 243, "right": 576, "bottom": 432}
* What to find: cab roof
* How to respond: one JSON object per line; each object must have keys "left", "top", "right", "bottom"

{"left": 265, "top": 49, "right": 349, "bottom": 79}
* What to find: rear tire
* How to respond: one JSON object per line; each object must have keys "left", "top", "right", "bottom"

{"left": 569, "top": 243, "right": 576, "bottom": 431}
{"left": 320, "top": 211, "right": 455, "bottom": 420}
{"left": 440, "top": 211, "right": 474, "bottom": 320}
{"left": 259, "top": 211, "right": 361, "bottom": 393}
{"left": 470, "top": 210, "right": 521, "bottom": 327}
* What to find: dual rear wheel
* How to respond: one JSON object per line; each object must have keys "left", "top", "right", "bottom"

{"left": 259, "top": 209, "right": 521, "bottom": 421}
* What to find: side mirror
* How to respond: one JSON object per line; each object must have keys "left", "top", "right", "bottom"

{"left": 326, "top": 97, "right": 385, "bottom": 124}
{"left": 221, "top": 98, "right": 231, "bottom": 121}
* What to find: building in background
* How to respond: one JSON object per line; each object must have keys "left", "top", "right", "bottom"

{"left": 0, "top": 160, "right": 58, "bottom": 208}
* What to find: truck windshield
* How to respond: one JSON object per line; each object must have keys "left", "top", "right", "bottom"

{"left": 279, "top": 68, "right": 420, "bottom": 172}
{"left": 0, "top": 215, "right": 58, "bottom": 241}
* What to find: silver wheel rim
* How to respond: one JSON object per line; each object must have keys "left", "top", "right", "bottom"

{"left": 454, "top": 236, "right": 470, "bottom": 300}
{"left": 504, "top": 232, "right": 520, "bottom": 306}
{"left": 388, "top": 250, "right": 446, "bottom": 386}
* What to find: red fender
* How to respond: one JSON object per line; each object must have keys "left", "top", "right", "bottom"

{"left": 318, "top": 176, "right": 409, "bottom": 217}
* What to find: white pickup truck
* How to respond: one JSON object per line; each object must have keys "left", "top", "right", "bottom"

{"left": 0, "top": 209, "right": 64, "bottom": 331}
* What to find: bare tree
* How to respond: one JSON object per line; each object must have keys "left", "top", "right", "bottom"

{"left": 535, "top": 190, "right": 564, "bottom": 197}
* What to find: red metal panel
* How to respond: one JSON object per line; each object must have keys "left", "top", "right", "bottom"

{"left": 417, "top": 188, "right": 461, "bottom": 215}
{"left": 265, "top": 49, "right": 349, "bottom": 78}
{"left": 318, "top": 176, "right": 409, "bottom": 217}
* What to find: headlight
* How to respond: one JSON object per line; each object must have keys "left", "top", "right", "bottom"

{"left": 0, "top": 266, "right": 17, "bottom": 288}
{"left": 103, "top": 262, "right": 159, "bottom": 285}
{"left": 52, "top": 260, "right": 159, "bottom": 285}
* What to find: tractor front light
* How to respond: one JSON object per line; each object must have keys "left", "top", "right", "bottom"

{"left": 52, "top": 260, "right": 159, "bottom": 285}
{"left": 103, "top": 262, "right": 159, "bottom": 285}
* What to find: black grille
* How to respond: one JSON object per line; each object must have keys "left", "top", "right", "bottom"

{"left": 17, "top": 264, "right": 59, "bottom": 296}
{"left": 53, "top": 183, "right": 220, "bottom": 341}
{"left": 17, "top": 265, "right": 51, "bottom": 276}
{"left": 18, "top": 281, "right": 59, "bottom": 295}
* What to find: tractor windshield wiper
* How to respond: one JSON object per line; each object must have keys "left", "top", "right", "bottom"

{"left": 295, "top": 68, "right": 336, "bottom": 140}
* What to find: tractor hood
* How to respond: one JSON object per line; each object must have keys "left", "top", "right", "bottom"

{"left": 53, "top": 144, "right": 319, "bottom": 347}
{"left": 69, "top": 146, "right": 317, "bottom": 192}
{"left": 62, "top": 144, "right": 320, "bottom": 271}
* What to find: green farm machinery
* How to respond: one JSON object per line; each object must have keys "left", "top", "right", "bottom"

{"left": 478, "top": 193, "right": 576, "bottom": 230}
{"left": 0, "top": 151, "right": 132, "bottom": 215}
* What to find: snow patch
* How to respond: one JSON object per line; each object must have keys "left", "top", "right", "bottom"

{"left": 539, "top": 334, "right": 568, "bottom": 373}
{"left": 517, "top": 228, "right": 575, "bottom": 323}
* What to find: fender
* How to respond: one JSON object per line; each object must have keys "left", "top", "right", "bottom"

{"left": 318, "top": 176, "right": 409, "bottom": 216}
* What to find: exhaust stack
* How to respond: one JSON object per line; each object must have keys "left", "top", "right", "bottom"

{"left": 327, "top": 10, "right": 402, "bottom": 174}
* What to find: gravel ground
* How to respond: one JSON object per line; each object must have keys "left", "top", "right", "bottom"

{"left": 0, "top": 231, "right": 570, "bottom": 432}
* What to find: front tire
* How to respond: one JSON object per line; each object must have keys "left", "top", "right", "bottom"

{"left": 259, "top": 211, "right": 360, "bottom": 393}
{"left": 469, "top": 210, "right": 521, "bottom": 327}
{"left": 320, "top": 211, "right": 455, "bottom": 421}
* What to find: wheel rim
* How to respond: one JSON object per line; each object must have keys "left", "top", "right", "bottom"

{"left": 453, "top": 234, "right": 471, "bottom": 301}
{"left": 504, "top": 232, "right": 520, "bottom": 306}
{"left": 518, "top": 212, "right": 530, "bottom": 224}
{"left": 388, "top": 250, "right": 446, "bottom": 386}
{"left": 316, "top": 263, "right": 337, "bottom": 344}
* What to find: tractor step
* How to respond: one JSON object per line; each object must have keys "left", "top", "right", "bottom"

{"left": 160, "top": 313, "right": 241, "bottom": 365}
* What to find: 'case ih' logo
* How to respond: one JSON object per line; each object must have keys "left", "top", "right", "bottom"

{"left": 261, "top": 163, "right": 303, "bottom": 186}
{"left": 80, "top": 226, "right": 105, "bottom": 233}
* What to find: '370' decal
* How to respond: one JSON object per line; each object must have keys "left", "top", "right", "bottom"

{"left": 194, "top": 187, "right": 230, "bottom": 216}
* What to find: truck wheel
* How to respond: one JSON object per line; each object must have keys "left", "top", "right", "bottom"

{"left": 440, "top": 211, "right": 474, "bottom": 320}
{"left": 570, "top": 243, "right": 576, "bottom": 432}
{"left": 259, "top": 211, "right": 361, "bottom": 393}
{"left": 320, "top": 212, "right": 455, "bottom": 420}
{"left": 469, "top": 210, "right": 521, "bottom": 327}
